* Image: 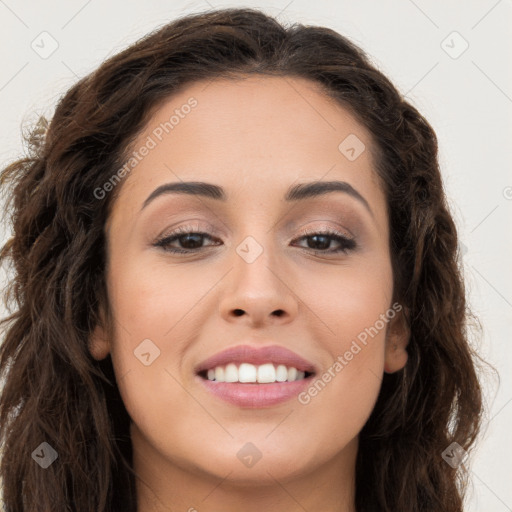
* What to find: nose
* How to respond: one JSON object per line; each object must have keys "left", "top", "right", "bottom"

{"left": 219, "top": 242, "right": 299, "bottom": 328}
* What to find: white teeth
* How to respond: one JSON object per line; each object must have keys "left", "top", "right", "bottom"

{"left": 238, "top": 363, "right": 257, "bottom": 382}
{"left": 224, "top": 363, "right": 238, "bottom": 382}
{"left": 204, "top": 363, "right": 309, "bottom": 383}
{"left": 287, "top": 367, "right": 297, "bottom": 382}
{"left": 257, "top": 363, "right": 276, "bottom": 383}
{"left": 276, "top": 364, "right": 288, "bottom": 382}
{"left": 214, "top": 366, "right": 224, "bottom": 382}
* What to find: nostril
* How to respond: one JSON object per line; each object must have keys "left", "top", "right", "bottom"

{"left": 233, "top": 309, "right": 245, "bottom": 316}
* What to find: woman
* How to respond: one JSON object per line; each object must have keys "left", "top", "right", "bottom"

{"left": 0, "top": 7, "right": 484, "bottom": 512}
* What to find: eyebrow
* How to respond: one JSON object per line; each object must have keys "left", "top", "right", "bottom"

{"left": 141, "top": 180, "right": 373, "bottom": 216}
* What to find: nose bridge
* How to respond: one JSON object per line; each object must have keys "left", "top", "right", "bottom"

{"left": 234, "top": 232, "right": 278, "bottom": 292}
{"left": 219, "top": 228, "right": 298, "bottom": 325}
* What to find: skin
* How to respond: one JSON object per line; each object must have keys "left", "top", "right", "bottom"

{"left": 89, "top": 75, "right": 409, "bottom": 512}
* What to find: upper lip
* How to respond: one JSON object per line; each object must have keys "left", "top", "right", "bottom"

{"left": 195, "top": 344, "right": 317, "bottom": 375}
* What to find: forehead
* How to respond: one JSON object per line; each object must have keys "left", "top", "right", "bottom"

{"left": 141, "top": 75, "right": 371, "bottom": 151}
{"left": 107, "top": 75, "right": 386, "bottom": 231}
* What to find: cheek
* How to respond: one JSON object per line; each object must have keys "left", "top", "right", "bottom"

{"left": 112, "top": 360, "right": 204, "bottom": 475}
{"left": 295, "top": 251, "right": 394, "bottom": 348}
{"left": 105, "top": 249, "right": 208, "bottom": 355}
{"left": 289, "top": 255, "right": 392, "bottom": 433}
{"left": 103, "top": 259, "right": 191, "bottom": 417}
{"left": 289, "top": 307, "right": 389, "bottom": 469}
{"left": 104, "top": 252, "right": 215, "bottom": 439}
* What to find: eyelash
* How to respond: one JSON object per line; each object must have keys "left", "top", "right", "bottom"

{"left": 153, "top": 225, "right": 357, "bottom": 256}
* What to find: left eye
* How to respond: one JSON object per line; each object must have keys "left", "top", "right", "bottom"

{"left": 292, "top": 231, "right": 357, "bottom": 254}
{"left": 153, "top": 229, "right": 357, "bottom": 255}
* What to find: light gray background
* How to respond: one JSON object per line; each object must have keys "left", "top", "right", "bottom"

{"left": 0, "top": 1, "right": 511, "bottom": 510}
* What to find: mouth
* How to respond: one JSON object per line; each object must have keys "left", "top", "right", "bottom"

{"left": 194, "top": 344, "right": 317, "bottom": 408}
{"left": 197, "top": 363, "right": 315, "bottom": 383}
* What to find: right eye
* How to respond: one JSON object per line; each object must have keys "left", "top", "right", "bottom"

{"left": 153, "top": 227, "right": 222, "bottom": 254}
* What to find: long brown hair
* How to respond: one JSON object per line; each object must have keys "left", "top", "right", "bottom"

{"left": 0, "top": 7, "right": 484, "bottom": 511}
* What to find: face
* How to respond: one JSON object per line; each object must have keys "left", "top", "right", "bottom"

{"left": 89, "top": 75, "right": 409, "bottom": 490}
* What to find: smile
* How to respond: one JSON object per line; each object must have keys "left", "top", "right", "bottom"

{"left": 194, "top": 343, "right": 317, "bottom": 408}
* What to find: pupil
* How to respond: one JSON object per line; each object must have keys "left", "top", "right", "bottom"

{"left": 181, "top": 234, "right": 203, "bottom": 248}
{"left": 309, "top": 235, "right": 329, "bottom": 250}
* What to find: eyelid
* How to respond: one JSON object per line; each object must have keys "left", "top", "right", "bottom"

{"left": 156, "top": 220, "right": 220, "bottom": 239}
{"left": 155, "top": 218, "right": 356, "bottom": 243}
{"left": 294, "top": 226, "right": 352, "bottom": 240}
{"left": 290, "top": 219, "right": 355, "bottom": 239}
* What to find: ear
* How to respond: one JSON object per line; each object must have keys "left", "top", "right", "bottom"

{"left": 88, "top": 306, "right": 111, "bottom": 361}
{"left": 384, "top": 306, "right": 410, "bottom": 374}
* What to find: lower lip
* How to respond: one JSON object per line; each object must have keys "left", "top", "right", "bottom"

{"left": 197, "top": 375, "right": 314, "bottom": 408}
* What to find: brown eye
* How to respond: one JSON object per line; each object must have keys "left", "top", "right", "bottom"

{"left": 153, "top": 228, "right": 221, "bottom": 254}
{"left": 293, "top": 229, "right": 357, "bottom": 254}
